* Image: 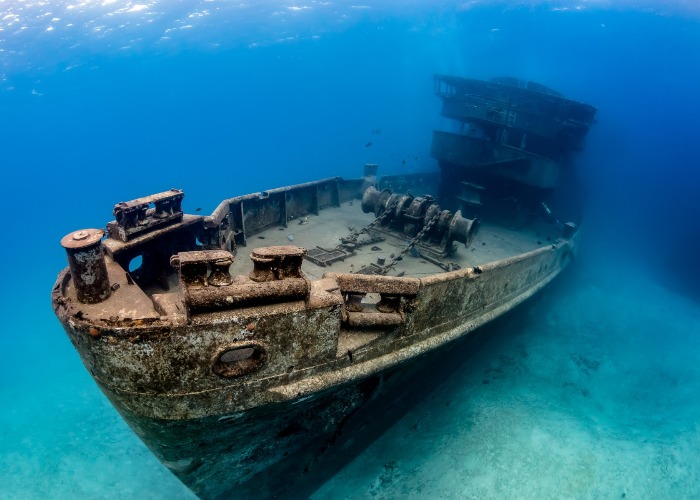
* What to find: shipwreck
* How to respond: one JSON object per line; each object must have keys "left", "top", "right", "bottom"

{"left": 52, "top": 75, "right": 596, "bottom": 498}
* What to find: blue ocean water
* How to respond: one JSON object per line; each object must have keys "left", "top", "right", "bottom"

{"left": 1, "top": 1, "right": 700, "bottom": 498}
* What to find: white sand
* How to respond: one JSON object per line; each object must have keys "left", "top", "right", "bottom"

{"left": 313, "top": 262, "right": 700, "bottom": 499}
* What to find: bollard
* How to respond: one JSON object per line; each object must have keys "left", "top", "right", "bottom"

{"left": 60, "top": 229, "right": 111, "bottom": 304}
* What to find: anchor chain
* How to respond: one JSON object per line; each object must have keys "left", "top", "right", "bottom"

{"left": 341, "top": 209, "right": 391, "bottom": 246}
{"left": 380, "top": 211, "right": 441, "bottom": 275}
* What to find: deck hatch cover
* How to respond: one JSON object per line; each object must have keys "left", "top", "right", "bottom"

{"left": 305, "top": 247, "right": 351, "bottom": 267}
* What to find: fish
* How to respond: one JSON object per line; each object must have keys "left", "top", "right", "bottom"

{"left": 195, "top": 207, "right": 202, "bottom": 212}
{"left": 402, "top": 159, "right": 407, "bottom": 165}
{"left": 371, "top": 128, "right": 382, "bottom": 135}
{"left": 365, "top": 142, "right": 373, "bottom": 148}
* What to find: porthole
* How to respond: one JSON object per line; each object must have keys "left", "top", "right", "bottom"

{"left": 212, "top": 344, "right": 266, "bottom": 378}
{"left": 128, "top": 254, "right": 143, "bottom": 273}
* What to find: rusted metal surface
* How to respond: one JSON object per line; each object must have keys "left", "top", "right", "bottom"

{"left": 326, "top": 272, "right": 420, "bottom": 295}
{"left": 170, "top": 247, "right": 310, "bottom": 315}
{"left": 323, "top": 272, "right": 420, "bottom": 327}
{"left": 51, "top": 76, "right": 594, "bottom": 499}
{"left": 187, "top": 278, "right": 310, "bottom": 313}
{"left": 51, "top": 177, "right": 576, "bottom": 498}
{"left": 109, "top": 189, "right": 184, "bottom": 242}
{"left": 60, "top": 228, "right": 111, "bottom": 304}
{"left": 306, "top": 246, "right": 351, "bottom": 267}
{"left": 434, "top": 75, "right": 596, "bottom": 149}
{"left": 54, "top": 233, "right": 573, "bottom": 411}
{"left": 361, "top": 185, "right": 479, "bottom": 262}
{"left": 432, "top": 75, "right": 597, "bottom": 208}
{"left": 249, "top": 245, "right": 306, "bottom": 281}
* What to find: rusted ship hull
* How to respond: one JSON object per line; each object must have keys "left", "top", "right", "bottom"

{"left": 52, "top": 75, "right": 594, "bottom": 498}
{"left": 53, "top": 231, "right": 573, "bottom": 498}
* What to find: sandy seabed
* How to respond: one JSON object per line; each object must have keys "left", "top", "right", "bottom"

{"left": 315, "top": 261, "right": 700, "bottom": 499}
{"left": 2, "top": 256, "right": 699, "bottom": 499}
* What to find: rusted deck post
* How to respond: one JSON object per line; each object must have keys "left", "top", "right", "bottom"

{"left": 60, "top": 229, "right": 111, "bottom": 304}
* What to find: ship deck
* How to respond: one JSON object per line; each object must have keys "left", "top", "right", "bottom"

{"left": 133, "top": 201, "right": 560, "bottom": 302}
{"left": 226, "top": 201, "right": 556, "bottom": 281}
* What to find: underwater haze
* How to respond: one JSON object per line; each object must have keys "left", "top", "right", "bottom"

{"left": 2, "top": 0, "right": 700, "bottom": 498}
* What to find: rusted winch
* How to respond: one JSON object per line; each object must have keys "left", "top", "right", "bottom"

{"left": 361, "top": 186, "right": 479, "bottom": 250}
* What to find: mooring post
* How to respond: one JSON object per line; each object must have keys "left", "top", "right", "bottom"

{"left": 60, "top": 228, "right": 111, "bottom": 304}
